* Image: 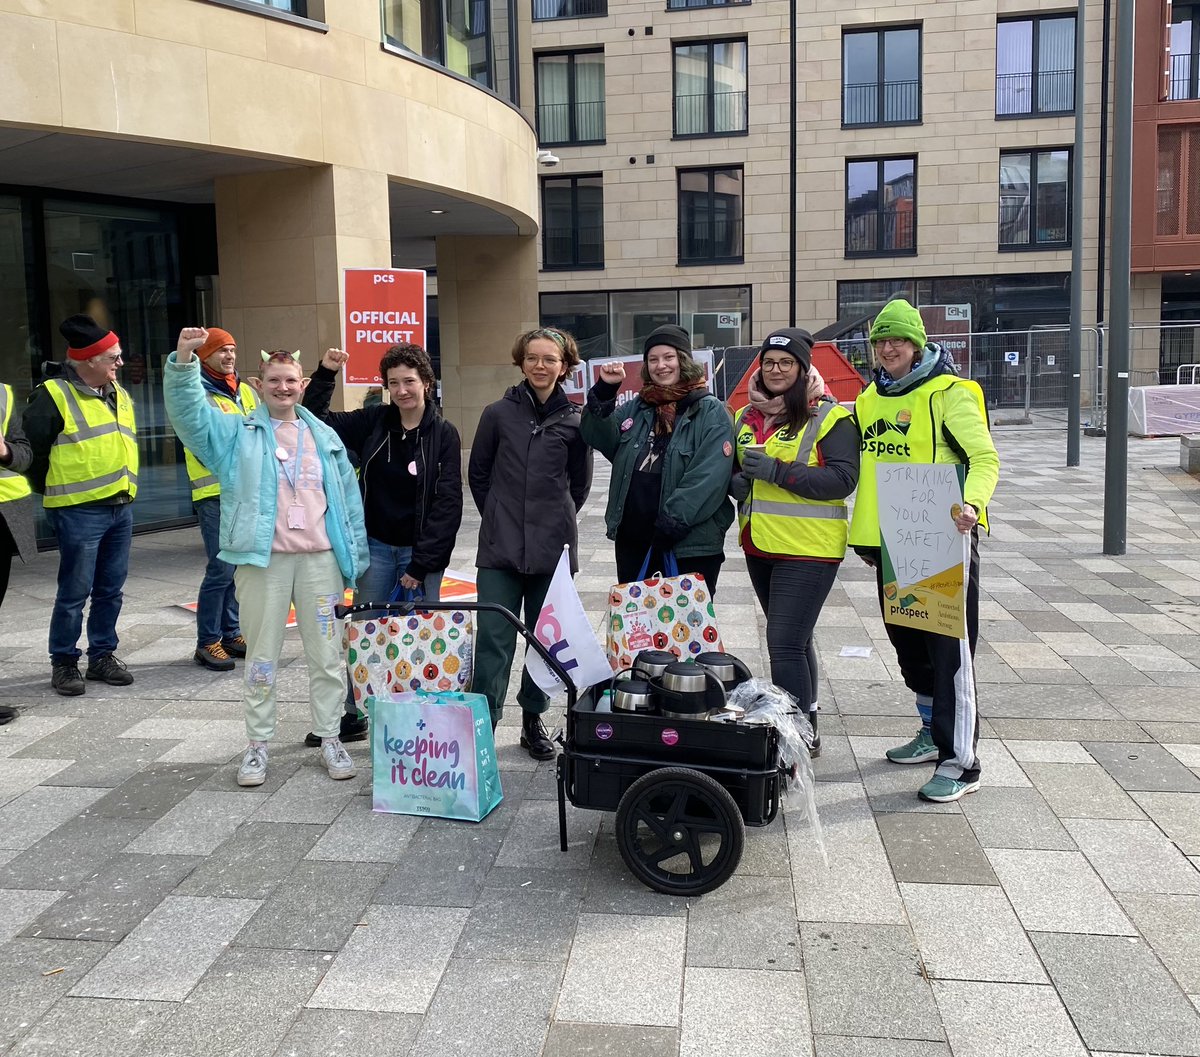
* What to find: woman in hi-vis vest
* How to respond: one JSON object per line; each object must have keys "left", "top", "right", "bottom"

{"left": 732, "top": 329, "right": 859, "bottom": 757}
{"left": 848, "top": 299, "right": 1000, "bottom": 804}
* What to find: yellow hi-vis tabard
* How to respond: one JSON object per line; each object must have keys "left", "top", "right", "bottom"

{"left": 848, "top": 374, "right": 990, "bottom": 548}
{"left": 185, "top": 383, "right": 257, "bottom": 501}
{"left": 0, "top": 384, "right": 32, "bottom": 503}
{"left": 735, "top": 400, "right": 851, "bottom": 559}
{"left": 43, "top": 378, "right": 138, "bottom": 508}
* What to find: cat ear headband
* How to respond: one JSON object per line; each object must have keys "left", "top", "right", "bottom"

{"left": 260, "top": 350, "right": 303, "bottom": 362}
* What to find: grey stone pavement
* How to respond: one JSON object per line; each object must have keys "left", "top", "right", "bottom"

{"left": 0, "top": 425, "right": 1198, "bottom": 1057}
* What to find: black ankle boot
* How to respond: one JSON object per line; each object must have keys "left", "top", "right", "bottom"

{"left": 520, "top": 711, "right": 555, "bottom": 761}
{"left": 808, "top": 708, "right": 821, "bottom": 758}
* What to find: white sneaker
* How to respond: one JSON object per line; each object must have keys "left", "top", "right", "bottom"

{"left": 237, "top": 743, "right": 268, "bottom": 787}
{"left": 320, "top": 738, "right": 357, "bottom": 781}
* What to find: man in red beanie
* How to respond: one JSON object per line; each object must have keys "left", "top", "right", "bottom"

{"left": 185, "top": 327, "right": 256, "bottom": 671}
{"left": 24, "top": 314, "right": 138, "bottom": 696}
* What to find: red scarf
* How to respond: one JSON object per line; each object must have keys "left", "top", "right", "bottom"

{"left": 201, "top": 360, "right": 239, "bottom": 397}
{"left": 639, "top": 377, "right": 707, "bottom": 435}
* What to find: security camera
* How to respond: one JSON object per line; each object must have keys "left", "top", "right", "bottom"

{"left": 537, "top": 150, "right": 560, "bottom": 167}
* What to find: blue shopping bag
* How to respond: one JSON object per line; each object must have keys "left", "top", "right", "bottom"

{"left": 368, "top": 689, "right": 502, "bottom": 822}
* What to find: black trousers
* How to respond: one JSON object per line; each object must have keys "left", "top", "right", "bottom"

{"left": 613, "top": 537, "right": 724, "bottom": 596}
{"left": 871, "top": 534, "right": 982, "bottom": 782}
{"left": 744, "top": 554, "right": 840, "bottom": 725}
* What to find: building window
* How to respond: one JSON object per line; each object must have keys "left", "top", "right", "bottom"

{"left": 996, "top": 16, "right": 1075, "bottom": 117}
{"left": 666, "top": 0, "right": 748, "bottom": 8}
{"left": 842, "top": 26, "right": 921, "bottom": 127}
{"left": 673, "top": 39, "right": 748, "bottom": 138}
{"left": 1156, "top": 127, "right": 1200, "bottom": 237}
{"left": 251, "top": 0, "right": 306, "bottom": 11}
{"left": 999, "top": 149, "right": 1070, "bottom": 249}
{"left": 678, "top": 167, "right": 743, "bottom": 264}
{"left": 845, "top": 157, "right": 916, "bottom": 257}
{"left": 533, "top": 0, "right": 605, "bottom": 20}
{"left": 1169, "top": 4, "right": 1200, "bottom": 100}
{"left": 535, "top": 51, "right": 605, "bottom": 145}
{"left": 383, "top": 0, "right": 493, "bottom": 88}
{"left": 542, "top": 175, "right": 604, "bottom": 270}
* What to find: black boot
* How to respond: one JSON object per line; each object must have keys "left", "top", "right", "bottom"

{"left": 808, "top": 708, "right": 821, "bottom": 758}
{"left": 520, "top": 711, "right": 555, "bottom": 761}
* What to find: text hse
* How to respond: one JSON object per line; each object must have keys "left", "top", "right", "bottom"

{"left": 349, "top": 309, "right": 421, "bottom": 344}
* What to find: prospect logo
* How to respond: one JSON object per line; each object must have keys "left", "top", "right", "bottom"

{"left": 861, "top": 410, "right": 913, "bottom": 456}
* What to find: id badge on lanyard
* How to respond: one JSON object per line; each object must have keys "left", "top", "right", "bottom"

{"left": 275, "top": 422, "right": 308, "bottom": 530}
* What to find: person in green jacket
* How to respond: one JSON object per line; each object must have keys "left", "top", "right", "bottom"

{"left": 581, "top": 324, "right": 735, "bottom": 593}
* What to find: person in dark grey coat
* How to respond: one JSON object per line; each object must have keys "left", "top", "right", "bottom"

{"left": 0, "top": 383, "right": 36, "bottom": 725}
{"left": 468, "top": 327, "right": 592, "bottom": 759}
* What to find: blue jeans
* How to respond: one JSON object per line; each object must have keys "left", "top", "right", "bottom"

{"left": 48, "top": 503, "right": 133, "bottom": 665}
{"left": 195, "top": 497, "right": 240, "bottom": 648}
{"left": 345, "top": 536, "right": 443, "bottom": 713}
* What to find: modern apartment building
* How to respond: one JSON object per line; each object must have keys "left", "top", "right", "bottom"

{"left": 1, "top": 0, "right": 543, "bottom": 533}
{"left": 525, "top": 0, "right": 1175, "bottom": 385}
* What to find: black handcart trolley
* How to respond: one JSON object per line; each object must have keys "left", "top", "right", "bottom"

{"left": 336, "top": 599, "right": 793, "bottom": 897}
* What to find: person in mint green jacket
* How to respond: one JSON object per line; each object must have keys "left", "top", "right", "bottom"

{"left": 165, "top": 328, "right": 369, "bottom": 790}
{"left": 581, "top": 324, "right": 735, "bottom": 593}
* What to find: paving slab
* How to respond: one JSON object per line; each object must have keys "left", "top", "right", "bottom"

{"left": 307, "top": 904, "right": 469, "bottom": 1014}
{"left": 8, "top": 996, "right": 174, "bottom": 1057}
{"left": 271, "top": 1009, "right": 423, "bottom": 1057}
{"left": 409, "top": 958, "right": 561, "bottom": 1057}
{"left": 372, "top": 825, "right": 503, "bottom": 908}
{"left": 988, "top": 719, "right": 1152, "bottom": 743}
{"left": 542, "top": 1023, "right": 679, "bottom": 1057}
{"left": 684, "top": 875, "right": 801, "bottom": 971}
{"left": 132, "top": 946, "right": 327, "bottom": 1057}
{"left": 875, "top": 813, "right": 997, "bottom": 886}
{"left": 0, "top": 816, "right": 151, "bottom": 891}
{"left": 304, "top": 796, "right": 422, "bottom": 863}
{"left": 1129, "top": 791, "right": 1200, "bottom": 854}
{"left": 1032, "top": 932, "right": 1200, "bottom": 1056}
{"left": 813, "top": 1040, "right": 949, "bottom": 1057}
{"left": 985, "top": 849, "right": 1135, "bottom": 934}
{"left": 453, "top": 884, "right": 582, "bottom": 963}
{"left": 1021, "top": 762, "right": 1148, "bottom": 820}
{"left": 0, "top": 889, "right": 65, "bottom": 945}
{"left": 235, "top": 860, "right": 388, "bottom": 951}
{"left": 557, "top": 913, "right": 686, "bottom": 1027}
{"left": 0, "top": 937, "right": 114, "bottom": 1051}
{"left": 494, "top": 798, "right": 599, "bottom": 872}
{"left": 249, "top": 763, "right": 366, "bottom": 825}
{"left": 1117, "top": 893, "right": 1200, "bottom": 994}
{"left": 960, "top": 787, "right": 1075, "bottom": 851}
{"left": 800, "top": 923, "right": 943, "bottom": 1042}
{"left": 70, "top": 894, "right": 260, "bottom": 1001}
{"left": 1063, "top": 817, "right": 1200, "bottom": 894}
{"left": 0, "top": 785, "right": 110, "bottom": 852}
{"left": 900, "top": 883, "right": 1044, "bottom": 983}
{"left": 174, "top": 821, "right": 325, "bottom": 899}
{"left": 932, "top": 980, "right": 1087, "bottom": 1057}
{"left": 21, "top": 852, "right": 200, "bottom": 943}
{"left": 679, "top": 967, "right": 810, "bottom": 1057}
{"left": 124, "top": 790, "right": 261, "bottom": 856}
{"left": 1082, "top": 741, "right": 1200, "bottom": 793}
{"left": 1004, "top": 741, "right": 1093, "bottom": 764}
{"left": 82, "top": 762, "right": 216, "bottom": 821}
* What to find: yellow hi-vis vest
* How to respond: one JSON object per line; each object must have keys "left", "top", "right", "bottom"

{"left": 734, "top": 399, "right": 852, "bottom": 559}
{"left": 0, "top": 384, "right": 32, "bottom": 504}
{"left": 848, "top": 374, "right": 990, "bottom": 548}
{"left": 184, "top": 383, "right": 257, "bottom": 501}
{"left": 43, "top": 378, "right": 138, "bottom": 508}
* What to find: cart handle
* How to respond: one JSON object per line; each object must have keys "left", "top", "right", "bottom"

{"left": 335, "top": 599, "right": 577, "bottom": 713}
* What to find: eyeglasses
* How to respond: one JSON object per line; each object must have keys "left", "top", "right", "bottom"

{"left": 523, "top": 355, "right": 563, "bottom": 368}
{"left": 761, "top": 359, "right": 798, "bottom": 372}
{"left": 872, "top": 338, "right": 909, "bottom": 351}
{"left": 94, "top": 353, "right": 124, "bottom": 366}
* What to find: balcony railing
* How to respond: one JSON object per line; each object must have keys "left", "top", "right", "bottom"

{"left": 996, "top": 69, "right": 1074, "bottom": 114}
{"left": 536, "top": 100, "right": 606, "bottom": 144}
{"left": 533, "top": 0, "right": 606, "bottom": 19}
{"left": 843, "top": 80, "right": 920, "bottom": 126}
{"left": 674, "top": 91, "right": 748, "bottom": 135}
{"left": 1169, "top": 53, "right": 1199, "bottom": 100}
{"left": 845, "top": 210, "right": 915, "bottom": 255}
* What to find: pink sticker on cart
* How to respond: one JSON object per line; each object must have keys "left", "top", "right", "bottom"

{"left": 595, "top": 722, "right": 613, "bottom": 740}
{"left": 661, "top": 728, "right": 679, "bottom": 746}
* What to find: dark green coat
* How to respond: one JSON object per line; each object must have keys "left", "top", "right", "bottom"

{"left": 581, "top": 384, "right": 735, "bottom": 558}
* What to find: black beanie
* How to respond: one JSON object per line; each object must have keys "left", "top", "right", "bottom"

{"left": 643, "top": 324, "right": 692, "bottom": 359}
{"left": 759, "top": 328, "right": 813, "bottom": 372}
{"left": 60, "top": 314, "right": 119, "bottom": 361}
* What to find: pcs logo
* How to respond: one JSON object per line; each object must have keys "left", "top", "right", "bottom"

{"left": 861, "top": 409, "right": 913, "bottom": 456}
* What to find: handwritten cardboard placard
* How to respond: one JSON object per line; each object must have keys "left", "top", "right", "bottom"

{"left": 876, "top": 462, "right": 968, "bottom": 640}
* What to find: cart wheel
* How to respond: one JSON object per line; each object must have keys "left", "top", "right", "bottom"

{"left": 615, "top": 767, "right": 744, "bottom": 896}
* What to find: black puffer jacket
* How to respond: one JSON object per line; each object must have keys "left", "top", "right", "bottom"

{"left": 468, "top": 382, "right": 592, "bottom": 575}
{"left": 303, "top": 365, "right": 463, "bottom": 580}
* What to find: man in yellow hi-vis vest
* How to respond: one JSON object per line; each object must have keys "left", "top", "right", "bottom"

{"left": 24, "top": 315, "right": 137, "bottom": 697}
{"left": 0, "top": 378, "right": 36, "bottom": 724}
{"left": 186, "top": 327, "right": 256, "bottom": 672}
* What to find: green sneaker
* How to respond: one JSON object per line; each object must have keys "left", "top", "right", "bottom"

{"left": 918, "top": 774, "right": 981, "bottom": 803}
{"left": 885, "top": 729, "right": 938, "bottom": 765}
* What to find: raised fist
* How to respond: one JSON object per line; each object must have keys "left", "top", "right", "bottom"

{"left": 321, "top": 348, "right": 350, "bottom": 371}
{"left": 176, "top": 327, "right": 208, "bottom": 361}
{"left": 598, "top": 360, "right": 626, "bottom": 384}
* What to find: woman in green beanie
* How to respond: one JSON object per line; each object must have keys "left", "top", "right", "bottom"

{"left": 848, "top": 299, "right": 1000, "bottom": 803}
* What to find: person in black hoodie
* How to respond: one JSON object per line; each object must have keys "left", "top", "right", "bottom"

{"left": 469, "top": 327, "right": 592, "bottom": 760}
{"left": 302, "top": 343, "right": 463, "bottom": 745}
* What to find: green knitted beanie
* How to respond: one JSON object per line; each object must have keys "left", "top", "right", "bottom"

{"left": 868, "top": 299, "right": 927, "bottom": 348}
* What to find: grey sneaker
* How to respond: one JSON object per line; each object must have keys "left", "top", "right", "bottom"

{"left": 320, "top": 738, "right": 357, "bottom": 781}
{"left": 237, "top": 743, "right": 268, "bottom": 787}
{"left": 885, "top": 729, "right": 938, "bottom": 765}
